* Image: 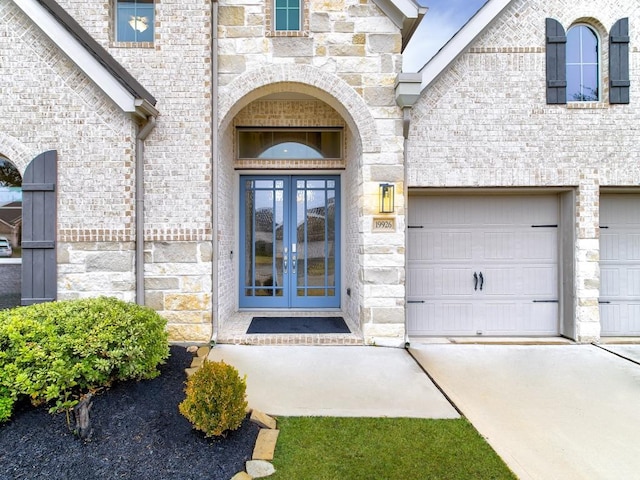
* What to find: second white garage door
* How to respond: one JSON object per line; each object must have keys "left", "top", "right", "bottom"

{"left": 600, "top": 194, "right": 640, "bottom": 336}
{"left": 407, "top": 195, "right": 559, "bottom": 337}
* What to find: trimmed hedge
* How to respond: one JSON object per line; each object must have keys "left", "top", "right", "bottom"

{"left": 0, "top": 297, "right": 169, "bottom": 422}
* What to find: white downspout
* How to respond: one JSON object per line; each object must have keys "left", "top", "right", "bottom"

{"left": 135, "top": 116, "right": 156, "bottom": 305}
{"left": 211, "top": 0, "right": 220, "bottom": 343}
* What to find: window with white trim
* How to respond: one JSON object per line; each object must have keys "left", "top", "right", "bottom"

{"left": 566, "top": 25, "right": 599, "bottom": 102}
{"left": 115, "top": 0, "right": 154, "bottom": 43}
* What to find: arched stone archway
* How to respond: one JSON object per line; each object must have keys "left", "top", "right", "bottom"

{"left": 214, "top": 65, "right": 383, "bottom": 335}
{"left": 218, "top": 64, "right": 381, "bottom": 155}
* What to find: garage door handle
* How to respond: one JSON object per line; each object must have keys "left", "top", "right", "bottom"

{"left": 479, "top": 272, "right": 484, "bottom": 291}
{"left": 473, "top": 272, "right": 478, "bottom": 291}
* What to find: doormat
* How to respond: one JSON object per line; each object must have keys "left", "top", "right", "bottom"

{"left": 247, "top": 316, "right": 350, "bottom": 334}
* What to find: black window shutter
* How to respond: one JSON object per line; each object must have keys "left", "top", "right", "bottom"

{"left": 546, "top": 18, "right": 567, "bottom": 104}
{"left": 610, "top": 18, "right": 630, "bottom": 104}
{"left": 21, "top": 150, "right": 57, "bottom": 305}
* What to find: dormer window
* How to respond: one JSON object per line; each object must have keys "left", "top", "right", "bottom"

{"left": 116, "top": 0, "right": 154, "bottom": 43}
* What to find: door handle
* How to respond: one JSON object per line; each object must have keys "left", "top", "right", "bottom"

{"left": 292, "top": 253, "right": 297, "bottom": 274}
{"left": 479, "top": 272, "right": 484, "bottom": 291}
{"left": 283, "top": 247, "right": 288, "bottom": 274}
{"left": 473, "top": 272, "right": 478, "bottom": 291}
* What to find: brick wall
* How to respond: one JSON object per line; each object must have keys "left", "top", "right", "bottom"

{"left": 2, "top": 0, "right": 408, "bottom": 344}
{"left": 0, "top": 0, "right": 138, "bottom": 307}
{"left": 407, "top": 0, "right": 640, "bottom": 341}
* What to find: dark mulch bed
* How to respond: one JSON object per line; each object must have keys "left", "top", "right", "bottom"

{"left": 0, "top": 346, "right": 260, "bottom": 480}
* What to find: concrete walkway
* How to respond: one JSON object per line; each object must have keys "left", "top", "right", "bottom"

{"left": 208, "top": 345, "right": 459, "bottom": 418}
{"left": 409, "top": 343, "right": 640, "bottom": 480}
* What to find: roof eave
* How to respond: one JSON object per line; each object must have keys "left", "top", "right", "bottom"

{"left": 417, "top": 0, "right": 514, "bottom": 92}
{"left": 372, "top": 0, "right": 426, "bottom": 51}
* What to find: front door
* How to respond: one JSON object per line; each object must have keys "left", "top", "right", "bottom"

{"left": 240, "top": 175, "right": 340, "bottom": 309}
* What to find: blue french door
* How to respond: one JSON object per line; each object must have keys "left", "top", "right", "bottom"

{"left": 240, "top": 176, "right": 340, "bottom": 308}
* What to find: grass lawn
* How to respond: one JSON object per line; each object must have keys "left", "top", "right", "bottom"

{"left": 270, "top": 417, "right": 517, "bottom": 480}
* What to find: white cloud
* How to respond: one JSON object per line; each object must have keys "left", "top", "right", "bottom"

{"left": 403, "top": 0, "right": 489, "bottom": 72}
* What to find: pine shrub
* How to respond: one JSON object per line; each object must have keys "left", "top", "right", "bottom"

{"left": 179, "top": 360, "right": 248, "bottom": 437}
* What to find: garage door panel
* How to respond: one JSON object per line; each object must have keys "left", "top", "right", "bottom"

{"left": 408, "top": 230, "right": 434, "bottom": 261}
{"left": 600, "top": 194, "right": 640, "bottom": 336}
{"left": 627, "top": 269, "right": 640, "bottom": 296}
{"left": 408, "top": 195, "right": 559, "bottom": 337}
{"left": 407, "top": 268, "right": 435, "bottom": 296}
{"left": 600, "top": 233, "right": 619, "bottom": 261}
{"left": 522, "top": 231, "right": 558, "bottom": 260}
{"left": 480, "top": 268, "right": 517, "bottom": 295}
{"left": 483, "top": 232, "right": 516, "bottom": 259}
{"left": 526, "top": 303, "right": 559, "bottom": 334}
{"left": 480, "top": 302, "right": 518, "bottom": 333}
{"left": 441, "top": 303, "right": 474, "bottom": 334}
{"left": 629, "top": 235, "right": 640, "bottom": 260}
{"left": 600, "top": 303, "right": 640, "bottom": 336}
{"left": 600, "top": 267, "right": 621, "bottom": 297}
{"left": 522, "top": 266, "right": 558, "bottom": 296}
{"left": 440, "top": 268, "right": 476, "bottom": 295}
{"left": 441, "top": 232, "right": 473, "bottom": 260}
{"left": 407, "top": 303, "right": 436, "bottom": 335}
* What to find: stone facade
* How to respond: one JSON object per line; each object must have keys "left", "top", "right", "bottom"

{"left": 2, "top": 0, "right": 637, "bottom": 344}
{"left": 405, "top": 0, "right": 640, "bottom": 342}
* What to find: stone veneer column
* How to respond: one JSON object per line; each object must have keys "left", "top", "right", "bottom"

{"left": 574, "top": 175, "right": 600, "bottom": 342}
{"left": 360, "top": 161, "right": 406, "bottom": 347}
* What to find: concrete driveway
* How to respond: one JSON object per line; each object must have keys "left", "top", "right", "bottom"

{"left": 409, "top": 343, "right": 640, "bottom": 480}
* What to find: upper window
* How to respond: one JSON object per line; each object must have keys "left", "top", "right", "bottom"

{"left": 274, "top": 0, "right": 301, "bottom": 31}
{"left": 116, "top": 0, "right": 155, "bottom": 43}
{"left": 266, "top": 0, "right": 308, "bottom": 36}
{"left": 566, "top": 25, "right": 599, "bottom": 102}
{"left": 546, "top": 18, "right": 630, "bottom": 105}
{"left": 237, "top": 129, "right": 343, "bottom": 160}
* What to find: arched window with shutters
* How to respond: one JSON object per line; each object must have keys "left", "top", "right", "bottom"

{"left": 566, "top": 25, "right": 600, "bottom": 102}
{"left": 546, "top": 18, "right": 630, "bottom": 105}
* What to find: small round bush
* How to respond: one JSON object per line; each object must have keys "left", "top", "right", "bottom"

{"left": 0, "top": 297, "right": 169, "bottom": 422}
{"left": 179, "top": 360, "right": 248, "bottom": 437}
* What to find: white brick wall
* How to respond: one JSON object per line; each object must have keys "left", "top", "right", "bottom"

{"left": 2, "top": 0, "right": 408, "bottom": 343}
{"left": 407, "top": 0, "right": 640, "bottom": 341}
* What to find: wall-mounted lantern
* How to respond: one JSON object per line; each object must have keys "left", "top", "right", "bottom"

{"left": 379, "top": 183, "right": 395, "bottom": 213}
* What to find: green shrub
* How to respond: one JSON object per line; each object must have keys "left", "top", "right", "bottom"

{"left": 179, "top": 360, "right": 248, "bottom": 437}
{"left": 0, "top": 297, "right": 169, "bottom": 422}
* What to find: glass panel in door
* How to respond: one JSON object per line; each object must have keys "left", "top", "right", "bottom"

{"left": 240, "top": 178, "right": 288, "bottom": 308}
{"left": 239, "top": 176, "right": 340, "bottom": 309}
{"left": 292, "top": 178, "right": 339, "bottom": 308}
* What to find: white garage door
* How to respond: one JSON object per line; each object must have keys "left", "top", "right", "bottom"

{"left": 407, "top": 195, "right": 559, "bottom": 336}
{"left": 600, "top": 195, "right": 640, "bottom": 336}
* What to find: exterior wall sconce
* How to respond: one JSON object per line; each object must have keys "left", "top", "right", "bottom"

{"left": 379, "top": 183, "right": 395, "bottom": 213}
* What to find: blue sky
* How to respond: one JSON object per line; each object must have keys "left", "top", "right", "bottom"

{"left": 403, "top": 0, "right": 489, "bottom": 71}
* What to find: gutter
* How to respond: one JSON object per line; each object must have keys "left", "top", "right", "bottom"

{"left": 394, "top": 73, "right": 421, "bottom": 346}
{"left": 210, "top": 0, "right": 219, "bottom": 343}
{"left": 135, "top": 111, "right": 157, "bottom": 305}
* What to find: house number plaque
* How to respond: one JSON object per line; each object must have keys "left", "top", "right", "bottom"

{"left": 373, "top": 217, "right": 396, "bottom": 233}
